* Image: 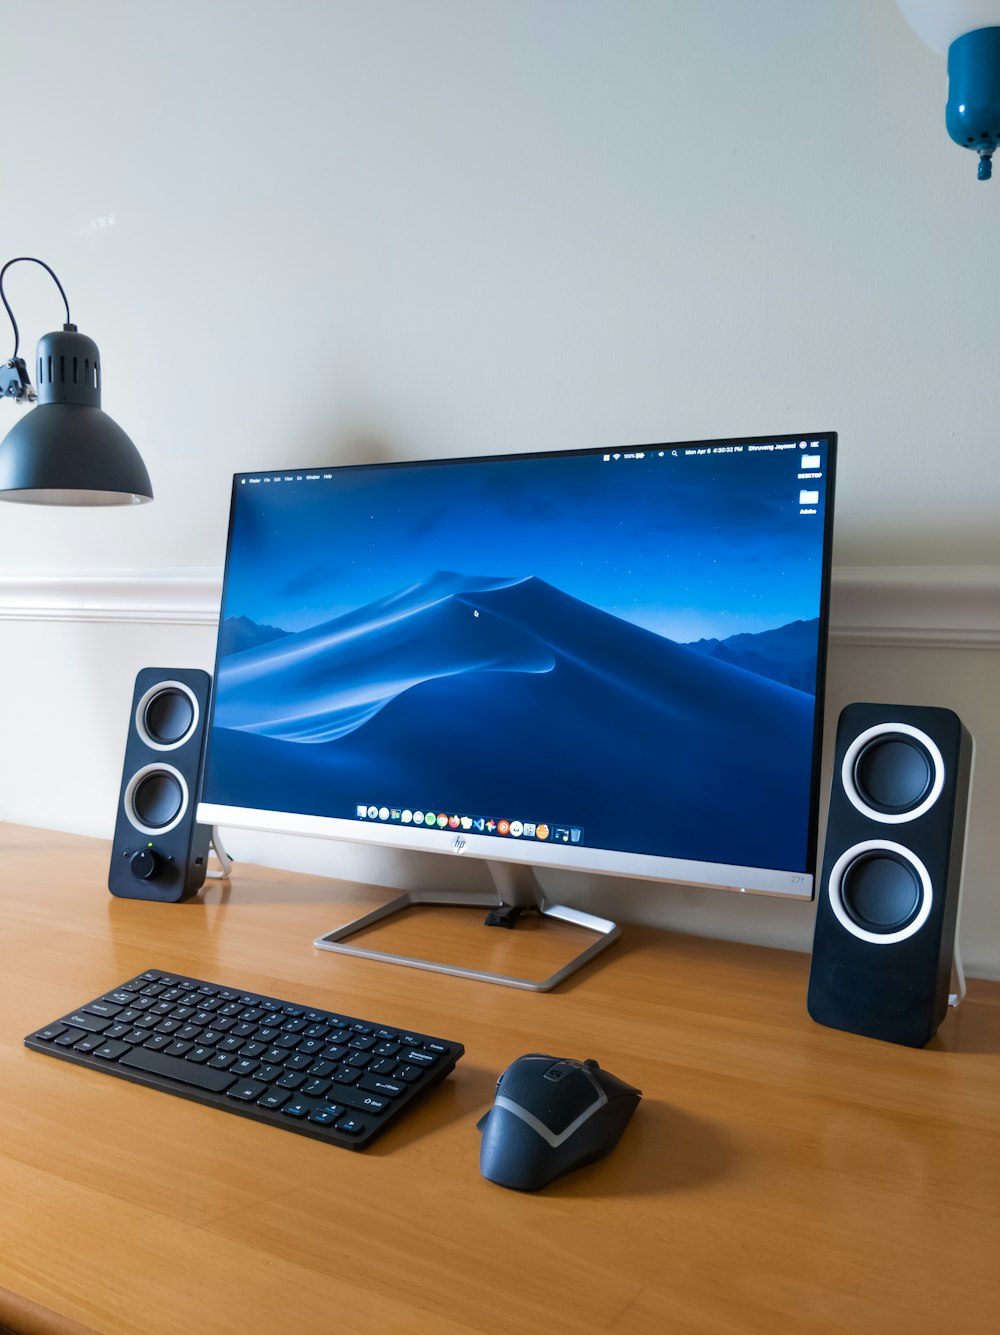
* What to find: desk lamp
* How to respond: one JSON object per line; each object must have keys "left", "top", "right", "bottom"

{"left": 0, "top": 256, "right": 152, "bottom": 504}
{"left": 899, "top": 0, "right": 1000, "bottom": 179}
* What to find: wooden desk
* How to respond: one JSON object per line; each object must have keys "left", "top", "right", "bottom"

{"left": 1, "top": 824, "right": 998, "bottom": 1335}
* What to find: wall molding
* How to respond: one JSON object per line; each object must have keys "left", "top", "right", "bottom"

{"left": 0, "top": 568, "right": 221, "bottom": 626}
{"left": 0, "top": 564, "right": 997, "bottom": 648}
{"left": 829, "top": 566, "right": 1000, "bottom": 649}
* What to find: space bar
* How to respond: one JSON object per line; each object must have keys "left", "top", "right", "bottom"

{"left": 119, "top": 1046, "right": 236, "bottom": 1091}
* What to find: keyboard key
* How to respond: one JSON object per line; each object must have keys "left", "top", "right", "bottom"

{"left": 401, "top": 1049, "right": 437, "bottom": 1067}
{"left": 121, "top": 1047, "right": 237, "bottom": 1091}
{"left": 258, "top": 1088, "right": 289, "bottom": 1109}
{"left": 54, "top": 1028, "right": 87, "bottom": 1047}
{"left": 308, "top": 1104, "right": 343, "bottom": 1125}
{"left": 227, "top": 1080, "right": 267, "bottom": 1102}
{"left": 93, "top": 1041, "right": 132, "bottom": 1061}
{"left": 65, "top": 1012, "right": 111, "bottom": 1034}
{"left": 361, "top": 1074, "right": 405, "bottom": 1098}
{"left": 326, "top": 1083, "right": 390, "bottom": 1115}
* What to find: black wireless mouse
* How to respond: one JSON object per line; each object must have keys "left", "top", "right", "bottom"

{"left": 476, "top": 1053, "right": 641, "bottom": 1191}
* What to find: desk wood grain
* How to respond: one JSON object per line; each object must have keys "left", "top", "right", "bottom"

{"left": 1, "top": 824, "right": 998, "bottom": 1335}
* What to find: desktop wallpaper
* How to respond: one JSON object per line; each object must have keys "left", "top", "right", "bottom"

{"left": 202, "top": 440, "right": 833, "bottom": 873}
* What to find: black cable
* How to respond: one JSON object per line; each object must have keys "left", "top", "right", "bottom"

{"left": 0, "top": 257, "right": 73, "bottom": 361}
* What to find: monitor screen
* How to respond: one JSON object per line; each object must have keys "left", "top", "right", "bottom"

{"left": 198, "top": 433, "right": 836, "bottom": 899}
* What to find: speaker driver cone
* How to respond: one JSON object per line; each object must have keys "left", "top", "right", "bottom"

{"left": 124, "top": 762, "right": 189, "bottom": 836}
{"left": 135, "top": 680, "right": 200, "bottom": 751}
{"left": 854, "top": 736, "right": 933, "bottom": 815}
{"left": 842, "top": 723, "right": 945, "bottom": 824}
{"left": 841, "top": 850, "right": 922, "bottom": 931}
{"left": 827, "top": 839, "right": 933, "bottom": 946}
{"left": 144, "top": 689, "right": 195, "bottom": 746}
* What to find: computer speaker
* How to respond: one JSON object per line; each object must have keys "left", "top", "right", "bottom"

{"left": 807, "top": 702, "right": 974, "bottom": 1047}
{"left": 108, "top": 667, "right": 225, "bottom": 902}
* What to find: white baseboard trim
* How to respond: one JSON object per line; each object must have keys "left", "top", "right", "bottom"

{"left": 0, "top": 565, "right": 997, "bottom": 648}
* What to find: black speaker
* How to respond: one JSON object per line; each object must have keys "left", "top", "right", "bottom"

{"left": 807, "top": 702, "right": 974, "bottom": 1047}
{"left": 108, "top": 667, "right": 214, "bottom": 902}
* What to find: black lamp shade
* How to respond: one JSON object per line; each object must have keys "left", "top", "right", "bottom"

{"left": 0, "top": 327, "right": 152, "bottom": 505}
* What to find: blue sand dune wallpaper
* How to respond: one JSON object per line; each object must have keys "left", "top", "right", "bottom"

{"left": 203, "top": 443, "right": 832, "bottom": 873}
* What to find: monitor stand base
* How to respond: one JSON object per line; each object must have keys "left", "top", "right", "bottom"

{"left": 313, "top": 860, "right": 620, "bottom": 991}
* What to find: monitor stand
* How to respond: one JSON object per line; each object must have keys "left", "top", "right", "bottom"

{"left": 313, "top": 860, "right": 620, "bottom": 991}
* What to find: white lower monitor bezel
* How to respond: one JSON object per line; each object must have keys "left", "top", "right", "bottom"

{"left": 196, "top": 800, "right": 815, "bottom": 900}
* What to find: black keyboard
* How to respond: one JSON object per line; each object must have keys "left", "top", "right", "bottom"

{"left": 25, "top": 969, "right": 464, "bottom": 1150}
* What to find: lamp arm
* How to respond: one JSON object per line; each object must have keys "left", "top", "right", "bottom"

{"left": 0, "top": 356, "right": 35, "bottom": 403}
{"left": 0, "top": 256, "right": 73, "bottom": 361}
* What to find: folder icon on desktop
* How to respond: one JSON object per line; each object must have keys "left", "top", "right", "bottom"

{"left": 799, "top": 490, "right": 819, "bottom": 505}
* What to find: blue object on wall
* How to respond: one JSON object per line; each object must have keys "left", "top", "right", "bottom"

{"left": 946, "top": 26, "right": 1000, "bottom": 178}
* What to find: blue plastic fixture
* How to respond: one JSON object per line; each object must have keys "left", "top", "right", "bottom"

{"left": 946, "top": 26, "right": 1000, "bottom": 178}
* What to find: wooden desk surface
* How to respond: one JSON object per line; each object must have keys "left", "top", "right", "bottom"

{"left": 1, "top": 824, "right": 998, "bottom": 1335}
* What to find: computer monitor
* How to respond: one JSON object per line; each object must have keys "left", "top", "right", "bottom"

{"left": 198, "top": 432, "right": 836, "bottom": 987}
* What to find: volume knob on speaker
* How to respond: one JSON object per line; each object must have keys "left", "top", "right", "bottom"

{"left": 129, "top": 848, "right": 162, "bottom": 881}
{"left": 808, "top": 703, "right": 974, "bottom": 1047}
{"left": 108, "top": 668, "right": 215, "bottom": 902}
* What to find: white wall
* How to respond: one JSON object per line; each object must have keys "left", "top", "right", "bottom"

{"left": 1, "top": 3, "right": 998, "bottom": 973}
